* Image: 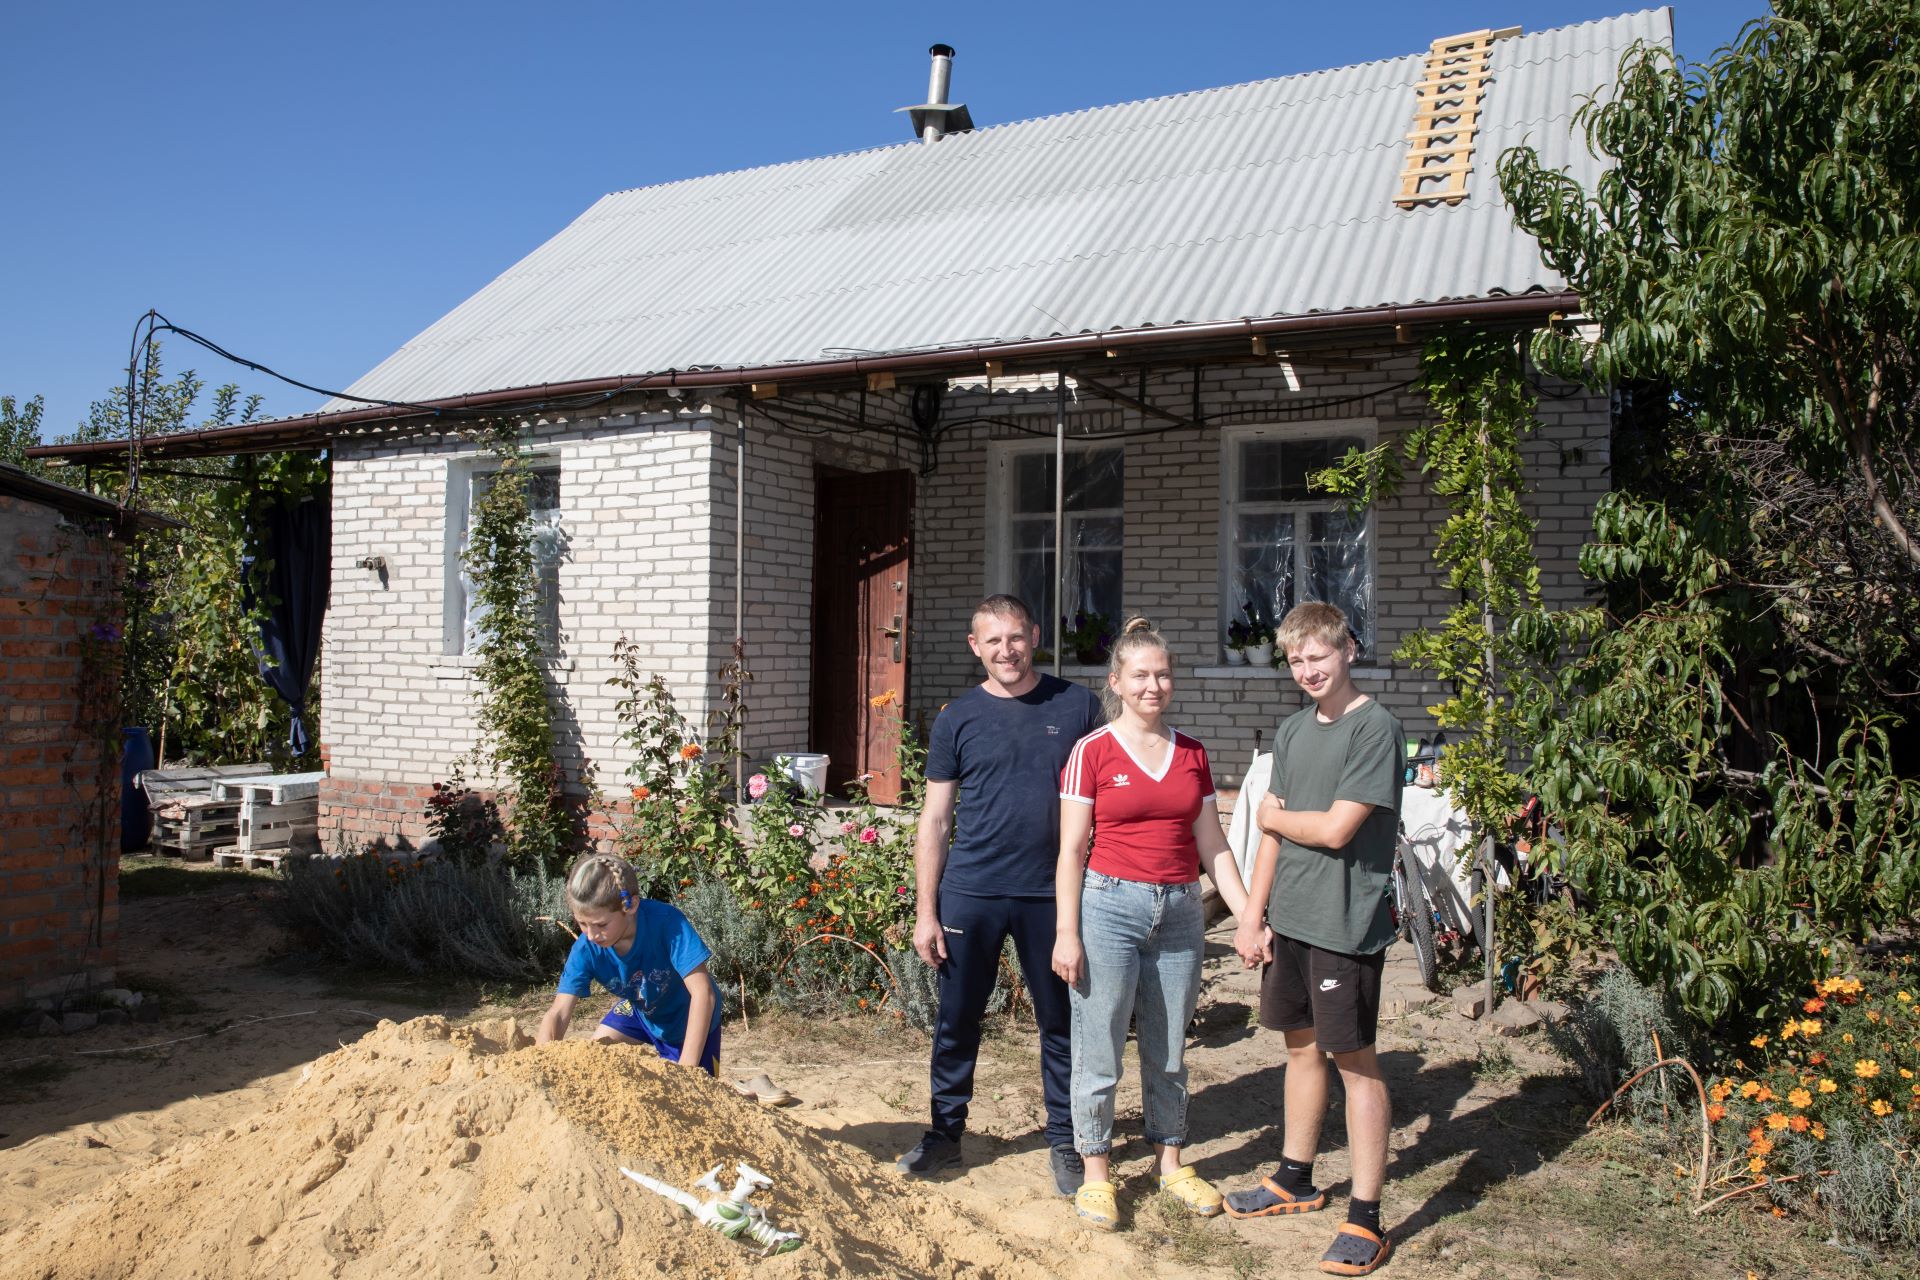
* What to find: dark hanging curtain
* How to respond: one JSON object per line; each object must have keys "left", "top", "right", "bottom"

{"left": 242, "top": 491, "right": 330, "bottom": 758}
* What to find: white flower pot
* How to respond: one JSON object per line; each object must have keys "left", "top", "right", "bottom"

{"left": 1247, "top": 642, "right": 1274, "bottom": 666}
{"left": 1223, "top": 647, "right": 1247, "bottom": 666}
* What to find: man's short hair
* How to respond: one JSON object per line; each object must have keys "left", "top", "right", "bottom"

{"left": 973, "top": 593, "right": 1036, "bottom": 630}
{"left": 1275, "top": 601, "right": 1352, "bottom": 657}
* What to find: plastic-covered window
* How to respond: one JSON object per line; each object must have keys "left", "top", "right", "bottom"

{"left": 459, "top": 465, "right": 564, "bottom": 654}
{"left": 1228, "top": 436, "right": 1373, "bottom": 653}
{"left": 1009, "top": 447, "right": 1124, "bottom": 635}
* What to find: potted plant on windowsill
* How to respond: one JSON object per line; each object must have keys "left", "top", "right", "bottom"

{"left": 1247, "top": 628, "right": 1275, "bottom": 667}
{"left": 1061, "top": 611, "right": 1116, "bottom": 665}
{"left": 1224, "top": 614, "right": 1255, "bottom": 665}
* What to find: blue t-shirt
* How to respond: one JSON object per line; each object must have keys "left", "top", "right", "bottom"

{"left": 556, "top": 899, "right": 721, "bottom": 1049}
{"left": 926, "top": 674, "right": 1104, "bottom": 898}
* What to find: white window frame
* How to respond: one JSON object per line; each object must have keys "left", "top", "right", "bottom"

{"left": 984, "top": 439, "right": 1125, "bottom": 642}
{"left": 443, "top": 454, "right": 563, "bottom": 657}
{"left": 1217, "top": 418, "right": 1378, "bottom": 660}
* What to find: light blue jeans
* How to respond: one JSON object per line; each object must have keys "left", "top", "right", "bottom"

{"left": 1069, "top": 868, "right": 1206, "bottom": 1155}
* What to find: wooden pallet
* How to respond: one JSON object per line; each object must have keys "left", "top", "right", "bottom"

{"left": 1394, "top": 26, "right": 1521, "bottom": 208}
{"left": 212, "top": 846, "right": 305, "bottom": 871}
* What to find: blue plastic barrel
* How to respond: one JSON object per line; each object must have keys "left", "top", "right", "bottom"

{"left": 120, "top": 726, "right": 155, "bottom": 852}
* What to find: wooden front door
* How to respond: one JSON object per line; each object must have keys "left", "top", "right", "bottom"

{"left": 811, "top": 469, "right": 914, "bottom": 803}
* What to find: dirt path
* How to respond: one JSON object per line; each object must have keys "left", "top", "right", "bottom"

{"left": 0, "top": 872, "right": 1897, "bottom": 1279}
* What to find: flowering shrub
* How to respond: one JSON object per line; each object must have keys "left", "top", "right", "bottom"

{"left": 1706, "top": 959, "right": 1919, "bottom": 1196}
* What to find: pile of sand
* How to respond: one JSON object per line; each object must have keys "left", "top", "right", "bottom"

{"left": 0, "top": 1016, "right": 1068, "bottom": 1280}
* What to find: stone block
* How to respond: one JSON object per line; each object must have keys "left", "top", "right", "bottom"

{"left": 1529, "top": 998, "right": 1570, "bottom": 1027}
{"left": 60, "top": 1010, "right": 97, "bottom": 1034}
{"left": 1489, "top": 1000, "right": 1544, "bottom": 1037}
{"left": 1452, "top": 984, "right": 1487, "bottom": 1020}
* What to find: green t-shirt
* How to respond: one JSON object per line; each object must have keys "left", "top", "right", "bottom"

{"left": 1265, "top": 698, "right": 1404, "bottom": 956}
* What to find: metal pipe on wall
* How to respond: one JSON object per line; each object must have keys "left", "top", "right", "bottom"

{"left": 1052, "top": 371, "right": 1066, "bottom": 678}
{"left": 734, "top": 400, "right": 747, "bottom": 802}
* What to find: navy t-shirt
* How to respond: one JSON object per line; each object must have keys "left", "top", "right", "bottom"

{"left": 926, "top": 674, "right": 1104, "bottom": 898}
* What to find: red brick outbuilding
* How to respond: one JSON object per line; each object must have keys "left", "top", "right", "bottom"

{"left": 0, "top": 462, "right": 169, "bottom": 1010}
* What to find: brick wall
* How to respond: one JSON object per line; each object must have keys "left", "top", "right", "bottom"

{"left": 908, "top": 351, "right": 1610, "bottom": 776}
{"left": 316, "top": 345, "right": 1611, "bottom": 840}
{"left": 0, "top": 494, "right": 125, "bottom": 1008}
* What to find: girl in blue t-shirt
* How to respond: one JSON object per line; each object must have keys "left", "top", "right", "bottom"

{"left": 534, "top": 853, "right": 722, "bottom": 1074}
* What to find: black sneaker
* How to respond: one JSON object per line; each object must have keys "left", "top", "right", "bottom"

{"left": 896, "top": 1131, "right": 963, "bottom": 1178}
{"left": 1050, "top": 1145, "right": 1085, "bottom": 1197}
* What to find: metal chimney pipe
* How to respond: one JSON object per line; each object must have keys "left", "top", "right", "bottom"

{"left": 924, "top": 44, "right": 955, "bottom": 143}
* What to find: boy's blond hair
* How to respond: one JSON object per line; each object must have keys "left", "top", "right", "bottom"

{"left": 1275, "top": 601, "right": 1352, "bottom": 658}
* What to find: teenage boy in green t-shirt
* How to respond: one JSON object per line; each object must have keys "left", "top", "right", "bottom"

{"left": 1227, "top": 601, "right": 1403, "bottom": 1277}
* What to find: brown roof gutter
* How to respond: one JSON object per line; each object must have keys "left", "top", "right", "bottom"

{"left": 0, "top": 462, "right": 179, "bottom": 536}
{"left": 28, "top": 291, "right": 1578, "bottom": 464}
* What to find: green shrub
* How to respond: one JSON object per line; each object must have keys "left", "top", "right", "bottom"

{"left": 886, "top": 940, "right": 1015, "bottom": 1034}
{"left": 1773, "top": 1116, "right": 1920, "bottom": 1250}
{"left": 1548, "top": 967, "right": 1700, "bottom": 1114}
{"left": 674, "top": 877, "right": 778, "bottom": 996}
{"left": 278, "top": 850, "right": 569, "bottom": 980}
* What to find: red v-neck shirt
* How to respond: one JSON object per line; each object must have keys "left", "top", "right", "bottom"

{"left": 1060, "top": 726, "right": 1218, "bottom": 884}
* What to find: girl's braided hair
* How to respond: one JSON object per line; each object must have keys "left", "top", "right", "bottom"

{"left": 566, "top": 852, "right": 638, "bottom": 912}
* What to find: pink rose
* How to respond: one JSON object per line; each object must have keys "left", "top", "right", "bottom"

{"left": 839, "top": 821, "right": 856, "bottom": 835}
{"left": 747, "top": 773, "right": 769, "bottom": 800}
{"left": 787, "top": 822, "right": 805, "bottom": 837}
{"left": 859, "top": 827, "right": 879, "bottom": 844}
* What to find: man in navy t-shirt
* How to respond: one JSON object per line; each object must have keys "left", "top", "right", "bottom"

{"left": 896, "top": 594, "right": 1103, "bottom": 1195}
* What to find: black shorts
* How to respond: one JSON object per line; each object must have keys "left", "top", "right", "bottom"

{"left": 1258, "top": 933, "right": 1386, "bottom": 1055}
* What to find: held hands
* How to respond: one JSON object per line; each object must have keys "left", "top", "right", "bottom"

{"left": 1232, "top": 913, "right": 1275, "bottom": 969}
{"left": 1051, "top": 933, "right": 1084, "bottom": 987}
{"left": 912, "top": 914, "right": 948, "bottom": 967}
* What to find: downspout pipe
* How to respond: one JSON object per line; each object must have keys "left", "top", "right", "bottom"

{"left": 29, "top": 292, "right": 1579, "bottom": 463}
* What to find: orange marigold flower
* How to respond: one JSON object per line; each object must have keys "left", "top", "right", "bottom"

{"left": 1748, "top": 1156, "right": 1766, "bottom": 1174}
{"left": 867, "top": 688, "right": 899, "bottom": 708}
{"left": 1866, "top": 1009, "right": 1882, "bottom": 1023}
{"left": 1787, "top": 1087, "right": 1812, "bottom": 1109}
{"left": 1788, "top": 1115, "right": 1809, "bottom": 1133}
{"left": 1870, "top": 1099, "right": 1893, "bottom": 1117}
{"left": 1843, "top": 1033, "right": 1854, "bottom": 1044}
{"left": 1750, "top": 1136, "right": 1774, "bottom": 1156}
{"left": 1710, "top": 1080, "right": 1733, "bottom": 1102}
{"left": 1739, "top": 1081, "right": 1762, "bottom": 1099}
{"left": 1765, "top": 1113, "right": 1788, "bottom": 1131}
{"left": 1754, "top": 1085, "right": 1776, "bottom": 1103}
{"left": 1809, "top": 1051, "right": 1827, "bottom": 1066}
{"left": 1902, "top": 1068, "right": 1915, "bottom": 1080}
{"left": 1747, "top": 1126, "right": 1765, "bottom": 1144}
{"left": 679, "top": 742, "right": 704, "bottom": 760}
{"left": 1799, "top": 1018, "right": 1822, "bottom": 1036}
{"left": 1855, "top": 1059, "right": 1881, "bottom": 1079}
{"left": 1706, "top": 1103, "right": 1727, "bottom": 1123}
{"left": 1803, "top": 996, "right": 1826, "bottom": 1013}
{"left": 1750, "top": 1034, "right": 1770, "bottom": 1049}
{"left": 1818, "top": 1078, "right": 1838, "bottom": 1094}
{"left": 631, "top": 784, "right": 651, "bottom": 800}
{"left": 1899, "top": 991, "right": 1913, "bottom": 1003}
{"left": 1811, "top": 1122, "right": 1826, "bottom": 1140}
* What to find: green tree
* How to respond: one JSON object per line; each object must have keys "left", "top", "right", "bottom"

{"left": 1496, "top": 0, "right": 1920, "bottom": 1027}
{"left": 461, "top": 420, "right": 569, "bottom": 871}
{"left": 1, "top": 394, "right": 47, "bottom": 474}
{"left": 58, "top": 344, "right": 324, "bottom": 767}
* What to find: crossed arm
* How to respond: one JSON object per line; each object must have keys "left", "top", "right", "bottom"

{"left": 1231, "top": 792, "right": 1375, "bottom": 968}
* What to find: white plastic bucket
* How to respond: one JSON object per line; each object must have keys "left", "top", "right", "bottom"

{"left": 779, "top": 753, "right": 830, "bottom": 796}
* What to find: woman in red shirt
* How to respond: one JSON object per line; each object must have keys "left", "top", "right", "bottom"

{"left": 1052, "top": 616, "right": 1259, "bottom": 1230}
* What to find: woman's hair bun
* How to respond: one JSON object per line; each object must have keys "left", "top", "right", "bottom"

{"left": 1121, "top": 614, "right": 1155, "bottom": 636}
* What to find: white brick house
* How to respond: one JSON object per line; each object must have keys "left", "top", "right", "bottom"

{"left": 37, "top": 11, "right": 1664, "bottom": 851}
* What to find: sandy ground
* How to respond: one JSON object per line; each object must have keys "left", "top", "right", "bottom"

{"left": 0, "top": 872, "right": 1894, "bottom": 1279}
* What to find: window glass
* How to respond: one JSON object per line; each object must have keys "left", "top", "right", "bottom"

{"left": 1227, "top": 435, "right": 1373, "bottom": 652}
{"left": 460, "top": 464, "right": 563, "bottom": 654}
{"left": 1007, "top": 446, "right": 1124, "bottom": 638}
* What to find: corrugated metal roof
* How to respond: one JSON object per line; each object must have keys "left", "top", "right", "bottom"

{"left": 330, "top": 8, "right": 1670, "bottom": 410}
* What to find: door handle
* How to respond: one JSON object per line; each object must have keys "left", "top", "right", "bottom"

{"left": 878, "top": 614, "right": 903, "bottom": 662}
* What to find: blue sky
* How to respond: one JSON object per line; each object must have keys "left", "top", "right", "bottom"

{"left": 1, "top": 2, "right": 1769, "bottom": 438}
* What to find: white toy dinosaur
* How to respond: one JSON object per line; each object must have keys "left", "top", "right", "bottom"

{"left": 620, "top": 1161, "right": 804, "bottom": 1256}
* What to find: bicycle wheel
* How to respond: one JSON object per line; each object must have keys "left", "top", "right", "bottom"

{"left": 1399, "top": 843, "right": 1440, "bottom": 992}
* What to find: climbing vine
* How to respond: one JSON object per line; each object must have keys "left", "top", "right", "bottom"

{"left": 461, "top": 420, "right": 569, "bottom": 872}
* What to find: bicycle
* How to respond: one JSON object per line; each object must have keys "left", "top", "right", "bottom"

{"left": 1390, "top": 830, "right": 1476, "bottom": 993}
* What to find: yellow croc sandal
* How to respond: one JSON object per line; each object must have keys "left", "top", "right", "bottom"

{"left": 1159, "top": 1165, "right": 1225, "bottom": 1217}
{"left": 1074, "top": 1179, "right": 1120, "bottom": 1231}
